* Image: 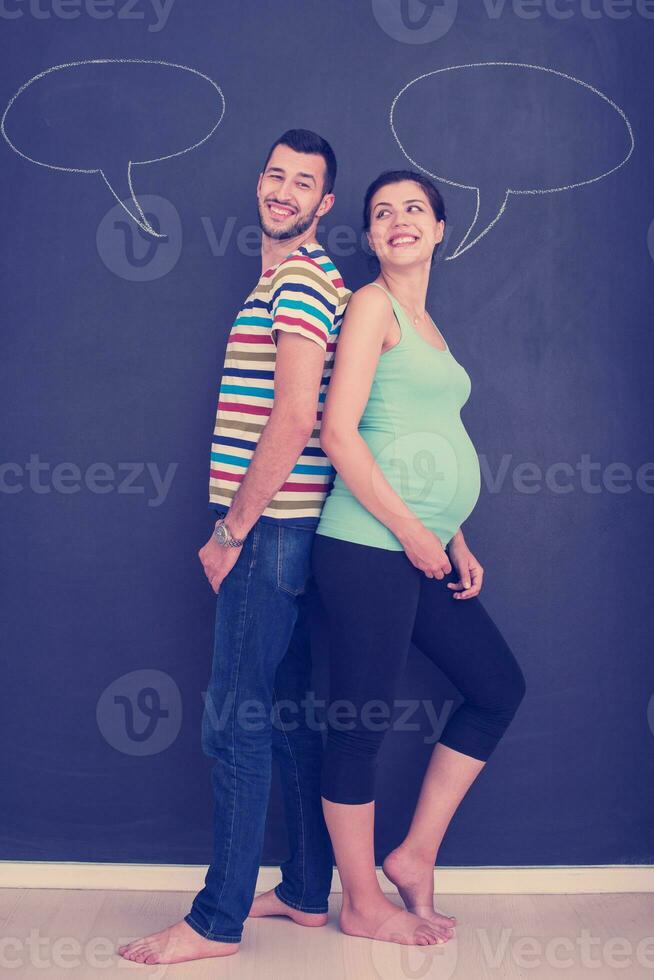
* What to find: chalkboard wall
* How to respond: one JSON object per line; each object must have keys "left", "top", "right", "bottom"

{"left": 1, "top": 0, "right": 652, "bottom": 870}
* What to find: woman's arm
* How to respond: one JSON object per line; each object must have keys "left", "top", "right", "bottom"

{"left": 320, "top": 285, "right": 451, "bottom": 577}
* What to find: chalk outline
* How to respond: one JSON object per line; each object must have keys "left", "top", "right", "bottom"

{"left": 389, "top": 62, "right": 635, "bottom": 259}
{"left": 1, "top": 58, "right": 226, "bottom": 238}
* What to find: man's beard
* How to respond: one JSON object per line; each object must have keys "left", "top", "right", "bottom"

{"left": 258, "top": 200, "right": 319, "bottom": 241}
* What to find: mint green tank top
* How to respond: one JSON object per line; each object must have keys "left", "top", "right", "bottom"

{"left": 315, "top": 282, "right": 481, "bottom": 551}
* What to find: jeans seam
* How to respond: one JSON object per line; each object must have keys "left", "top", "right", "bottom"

{"left": 250, "top": 521, "right": 260, "bottom": 567}
{"left": 274, "top": 885, "right": 327, "bottom": 913}
{"left": 277, "top": 524, "right": 308, "bottom": 596}
{"left": 184, "top": 913, "right": 241, "bottom": 942}
{"left": 273, "top": 683, "right": 307, "bottom": 910}
{"left": 277, "top": 525, "right": 294, "bottom": 595}
{"left": 205, "top": 525, "right": 258, "bottom": 938}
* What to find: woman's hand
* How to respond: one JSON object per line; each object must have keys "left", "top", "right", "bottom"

{"left": 395, "top": 522, "right": 452, "bottom": 579}
{"left": 446, "top": 538, "right": 484, "bottom": 599}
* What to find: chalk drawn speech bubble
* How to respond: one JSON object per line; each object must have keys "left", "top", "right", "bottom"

{"left": 390, "top": 62, "right": 634, "bottom": 259}
{"left": 1, "top": 58, "right": 225, "bottom": 238}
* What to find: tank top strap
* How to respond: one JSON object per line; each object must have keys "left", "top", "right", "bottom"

{"left": 369, "top": 280, "right": 396, "bottom": 306}
{"left": 368, "top": 280, "right": 408, "bottom": 324}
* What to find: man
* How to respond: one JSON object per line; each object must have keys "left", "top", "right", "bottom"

{"left": 118, "top": 129, "right": 350, "bottom": 964}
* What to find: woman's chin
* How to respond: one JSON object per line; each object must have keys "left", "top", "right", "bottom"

{"left": 379, "top": 250, "right": 431, "bottom": 271}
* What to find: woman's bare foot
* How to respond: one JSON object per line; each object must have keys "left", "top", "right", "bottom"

{"left": 248, "top": 887, "right": 328, "bottom": 926}
{"left": 383, "top": 846, "right": 457, "bottom": 932}
{"left": 339, "top": 894, "right": 452, "bottom": 946}
{"left": 117, "top": 920, "right": 239, "bottom": 964}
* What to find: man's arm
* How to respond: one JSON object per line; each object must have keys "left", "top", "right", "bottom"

{"left": 222, "top": 329, "right": 326, "bottom": 538}
{"left": 199, "top": 330, "right": 326, "bottom": 592}
{"left": 200, "top": 257, "right": 335, "bottom": 591}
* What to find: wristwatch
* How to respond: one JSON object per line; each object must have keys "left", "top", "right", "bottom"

{"left": 213, "top": 517, "right": 247, "bottom": 548}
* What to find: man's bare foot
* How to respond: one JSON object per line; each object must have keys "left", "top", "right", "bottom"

{"left": 339, "top": 894, "right": 452, "bottom": 946}
{"left": 383, "top": 846, "right": 457, "bottom": 932}
{"left": 117, "top": 919, "right": 239, "bottom": 964}
{"left": 248, "top": 887, "right": 328, "bottom": 926}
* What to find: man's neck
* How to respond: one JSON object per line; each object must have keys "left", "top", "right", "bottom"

{"left": 260, "top": 226, "right": 319, "bottom": 274}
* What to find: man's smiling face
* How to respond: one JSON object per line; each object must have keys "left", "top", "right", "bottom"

{"left": 257, "top": 143, "right": 328, "bottom": 241}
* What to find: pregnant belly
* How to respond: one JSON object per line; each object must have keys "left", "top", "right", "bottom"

{"left": 367, "top": 421, "right": 481, "bottom": 532}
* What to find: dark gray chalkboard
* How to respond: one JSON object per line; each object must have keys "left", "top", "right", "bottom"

{"left": 1, "top": 0, "right": 652, "bottom": 871}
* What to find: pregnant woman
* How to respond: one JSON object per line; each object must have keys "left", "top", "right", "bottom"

{"left": 312, "top": 170, "right": 527, "bottom": 947}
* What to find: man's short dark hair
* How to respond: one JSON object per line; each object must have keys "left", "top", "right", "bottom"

{"left": 262, "top": 129, "right": 337, "bottom": 196}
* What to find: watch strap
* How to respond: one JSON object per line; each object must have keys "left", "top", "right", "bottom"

{"left": 214, "top": 517, "right": 246, "bottom": 547}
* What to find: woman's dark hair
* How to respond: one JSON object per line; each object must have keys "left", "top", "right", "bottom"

{"left": 363, "top": 169, "right": 446, "bottom": 264}
{"left": 263, "top": 128, "right": 337, "bottom": 196}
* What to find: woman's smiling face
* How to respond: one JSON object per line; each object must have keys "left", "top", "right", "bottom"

{"left": 367, "top": 180, "right": 445, "bottom": 269}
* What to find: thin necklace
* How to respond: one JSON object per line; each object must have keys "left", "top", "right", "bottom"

{"left": 381, "top": 276, "right": 425, "bottom": 323}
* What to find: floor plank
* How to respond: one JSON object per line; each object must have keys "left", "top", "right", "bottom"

{"left": 0, "top": 888, "right": 651, "bottom": 979}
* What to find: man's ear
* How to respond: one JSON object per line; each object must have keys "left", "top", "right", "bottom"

{"left": 316, "top": 192, "right": 335, "bottom": 217}
{"left": 256, "top": 172, "right": 263, "bottom": 196}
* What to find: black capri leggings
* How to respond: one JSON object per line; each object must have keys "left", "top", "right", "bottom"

{"left": 311, "top": 534, "right": 527, "bottom": 805}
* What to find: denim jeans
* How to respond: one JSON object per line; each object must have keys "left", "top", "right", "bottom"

{"left": 184, "top": 519, "right": 334, "bottom": 943}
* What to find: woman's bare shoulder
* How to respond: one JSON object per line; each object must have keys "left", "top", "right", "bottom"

{"left": 345, "top": 281, "right": 393, "bottom": 314}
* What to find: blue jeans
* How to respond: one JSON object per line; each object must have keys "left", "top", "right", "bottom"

{"left": 184, "top": 520, "right": 334, "bottom": 943}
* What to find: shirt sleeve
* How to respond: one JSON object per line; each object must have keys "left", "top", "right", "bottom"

{"left": 269, "top": 256, "right": 339, "bottom": 353}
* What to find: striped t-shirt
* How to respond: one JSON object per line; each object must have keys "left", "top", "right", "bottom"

{"left": 209, "top": 241, "right": 350, "bottom": 526}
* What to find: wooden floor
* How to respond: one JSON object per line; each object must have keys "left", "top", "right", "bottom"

{"left": 1, "top": 888, "right": 653, "bottom": 979}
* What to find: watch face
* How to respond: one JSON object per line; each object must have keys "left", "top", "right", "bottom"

{"left": 215, "top": 522, "right": 227, "bottom": 544}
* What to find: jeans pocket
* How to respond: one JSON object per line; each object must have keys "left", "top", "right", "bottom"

{"left": 276, "top": 525, "right": 313, "bottom": 597}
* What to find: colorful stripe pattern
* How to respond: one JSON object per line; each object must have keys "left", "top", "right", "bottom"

{"left": 209, "top": 241, "right": 350, "bottom": 522}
